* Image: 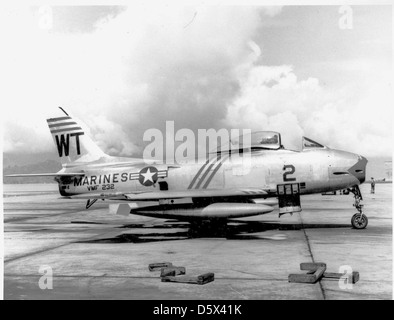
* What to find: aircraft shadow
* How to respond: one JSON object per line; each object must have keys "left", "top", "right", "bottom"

{"left": 80, "top": 220, "right": 351, "bottom": 244}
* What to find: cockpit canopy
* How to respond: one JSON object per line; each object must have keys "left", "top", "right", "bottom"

{"left": 302, "top": 136, "right": 326, "bottom": 150}
{"left": 248, "top": 131, "right": 282, "bottom": 150}
{"left": 217, "top": 131, "right": 283, "bottom": 152}
{"left": 215, "top": 131, "right": 327, "bottom": 153}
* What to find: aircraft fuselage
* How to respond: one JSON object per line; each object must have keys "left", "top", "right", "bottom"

{"left": 58, "top": 147, "right": 367, "bottom": 198}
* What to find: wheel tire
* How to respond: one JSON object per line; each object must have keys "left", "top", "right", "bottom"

{"left": 351, "top": 213, "right": 368, "bottom": 229}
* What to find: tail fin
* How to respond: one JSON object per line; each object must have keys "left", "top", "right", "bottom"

{"left": 47, "top": 110, "right": 108, "bottom": 165}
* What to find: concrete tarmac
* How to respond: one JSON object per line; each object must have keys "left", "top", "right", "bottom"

{"left": 3, "top": 183, "right": 392, "bottom": 300}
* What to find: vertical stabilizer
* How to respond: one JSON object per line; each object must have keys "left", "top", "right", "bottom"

{"left": 47, "top": 110, "right": 108, "bottom": 164}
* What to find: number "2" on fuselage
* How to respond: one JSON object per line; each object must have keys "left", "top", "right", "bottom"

{"left": 283, "top": 164, "right": 296, "bottom": 182}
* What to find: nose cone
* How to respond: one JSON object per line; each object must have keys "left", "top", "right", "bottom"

{"left": 348, "top": 155, "right": 368, "bottom": 184}
{"left": 329, "top": 150, "right": 368, "bottom": 186}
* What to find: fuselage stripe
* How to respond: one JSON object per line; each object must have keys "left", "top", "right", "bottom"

{"left": 194, "top": 155, "right": 224, "bottom": 189}
{"left": 195, "top": 162, "right": 217, "bottom": 189}
{"left": 201, "top": 155, "right": 229, "bottom": 189}
{"left": 187, "top": 159, "right": 210, "bottom": 189}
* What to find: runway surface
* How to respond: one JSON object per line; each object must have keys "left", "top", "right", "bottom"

{"left": 3, "top": 183, "right": 392, "bottom": 300}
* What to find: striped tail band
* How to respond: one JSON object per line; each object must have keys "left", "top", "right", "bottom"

{"left": 47, "top": 117, "right": 84, "bottom": 135}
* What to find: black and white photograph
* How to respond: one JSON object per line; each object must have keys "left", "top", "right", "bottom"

{"left": 1, "top": 1, "right": 392, "bottom": 303}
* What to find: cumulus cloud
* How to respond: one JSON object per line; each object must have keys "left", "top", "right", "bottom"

{"left": 1, "top": 6, "right": 270, "bottom": 156}
{"left": 1, "top": 5, "right": 392, "bottom": 158}
{"left": 223, "top": 64, "right": 392, "bottom": 156}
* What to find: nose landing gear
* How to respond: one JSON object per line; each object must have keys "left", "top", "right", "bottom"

{"left": 349, "top": 185, "right": 368, "bottom": 229}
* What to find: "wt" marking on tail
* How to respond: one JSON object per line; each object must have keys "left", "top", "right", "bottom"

{"left": 55, "top": 132, "right": 84, "bottom": 157}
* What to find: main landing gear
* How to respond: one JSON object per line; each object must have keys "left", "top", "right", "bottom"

{"left": 349, "top": 185, "right": 368, "bottom": 229}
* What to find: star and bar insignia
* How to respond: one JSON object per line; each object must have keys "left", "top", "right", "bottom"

{"left": 139, "top": 166, "right": 159, "bottom": 186}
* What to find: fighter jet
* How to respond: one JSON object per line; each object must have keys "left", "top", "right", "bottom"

{"left": 6, "top": 108, "right": 369, "bottom": 229}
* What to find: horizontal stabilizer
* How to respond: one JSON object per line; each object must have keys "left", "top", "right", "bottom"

{"left": 5, "top": 172, "right": 85, "bottom": 178}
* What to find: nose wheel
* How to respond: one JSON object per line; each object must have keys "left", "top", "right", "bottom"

{"left": 349, "top": 186, "right": 368, "bottom": 229}
{"left": 351, "top": 213, "right": 368, "bottom": 229}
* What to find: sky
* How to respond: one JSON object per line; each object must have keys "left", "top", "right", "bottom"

{"left": 1, "top": 4, "right": 392, "bottom": 159}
